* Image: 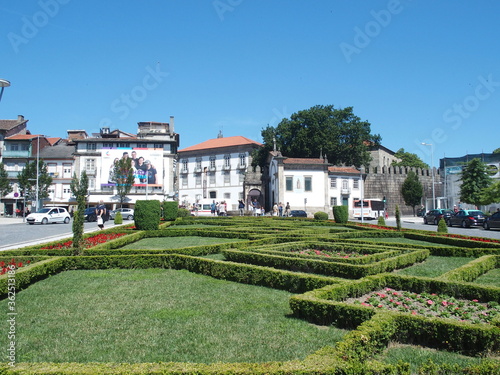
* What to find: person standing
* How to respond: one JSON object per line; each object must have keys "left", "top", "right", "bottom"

{"left": 96, "top": 200, "right": 107, "bottom": 230}
{"left": 285, "top": 202, "right": 291, "bottom": 217}
{"left": 238, "top": 200, "right": 245, "bottom": 216}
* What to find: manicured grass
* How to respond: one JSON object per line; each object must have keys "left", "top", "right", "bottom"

{"left": 474, "top": 267, "right": 500, "bottom": 287}
{"left": 120, "top": 236, "right": 243, "bottom": 249}
{"left": 395, "top": 256, "right": 473, "bottom": 277}
{"left": 359, "top": 237, "right": 453, "bottom": 247}
{"left": 3, "top": 269, "right": 346, "bottom": 363}
{"left": 378, "top": 343, "right": 486, "bottom": 373}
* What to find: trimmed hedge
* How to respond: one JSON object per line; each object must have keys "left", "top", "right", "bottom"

{"left": 163, "top": 200, "right": 178, "bottom": 221}
{"left": 134, "top": 199, "right": 161, "bottom": 230}
{"left": 333, "top": 205, "right": 349, "bottom": 223}
{"left": 437, "top": 255, "right": 498, "bottom": 283}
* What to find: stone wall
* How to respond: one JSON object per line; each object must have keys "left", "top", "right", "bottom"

{"left": 365, "top": 166, "right": 442, "bottom": 216}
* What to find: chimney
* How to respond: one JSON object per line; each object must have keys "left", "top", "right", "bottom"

{"left": 17, "top": 115, "right": 24, "bottom": 122}
{"left": 169, "top": 116, "right": 175, "bottom": 134}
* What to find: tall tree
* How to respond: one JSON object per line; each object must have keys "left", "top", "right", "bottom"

{"left": 114, "top": 157, "right": 135, "bottom": 207}
{"left": 401, "top": 170, "right": 423, "bottom": 216}
{"left": 492, "top": 147, "right": 500, "bottom": 154}
{"left": 252, "top": 105, "right": 381, "bottom": 169}
{"left": 70, "top": 171, "right": 88, "bottom": 255}
{"left": 392, "top": 148, "right": 429, "bottom": 169}
{"left": 459, "top": 158, "right": 492, "bottom": 207}
{"left": 480, "top": 181, "right": 500, "bottom": 205}
{"left": 0, "top": 163, "right": 13, "bottom": 198}
{"left": 17, "top": 160, "right": 53, "bottom": 209}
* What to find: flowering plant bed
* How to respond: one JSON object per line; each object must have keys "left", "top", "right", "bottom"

{"left": 40, "top": 233, "right": 128, "bottom": 250}
{"left": 294, "top": 249, "right": 368, "bottom": 259}
{"left": 348, "top": 287, "right": 500, "bottom": 325}
{"left": 427, "top": 233, "right": 500, "bottom": 244}
{"left": 0, "top": 259, "right": 31, "bottom": 275}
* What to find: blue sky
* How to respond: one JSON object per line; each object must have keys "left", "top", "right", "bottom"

{"left": 1, "top": 0, "right": 499, "bottom": 166}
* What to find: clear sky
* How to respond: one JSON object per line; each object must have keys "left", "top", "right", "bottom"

{"left": 1, "top": 0, "right": 499, "bottom": 167}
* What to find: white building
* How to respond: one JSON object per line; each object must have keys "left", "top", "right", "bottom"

{"left": 178, "top": 135, "right": 262, "bottom": 211}
{"left": 268, "top": 152, "right": 362, "bottom": 217}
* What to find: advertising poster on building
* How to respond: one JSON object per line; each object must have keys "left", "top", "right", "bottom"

{"left": 101, "top": 148, "right": 163, "bottom": 187}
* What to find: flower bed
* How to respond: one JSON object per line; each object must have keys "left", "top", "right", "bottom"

{"left": 0, "top": 259, "right": 31, "bottom": 275}
{"left": 347, "top": 287, "right": 500, "bottom": 325}
{"left": 40, "top": 233, "right": 128, "bottom": 250}
{"left": 294, "top": 249, "right": 368, "bottom": 259}
{"left": 428, "top": 233, "right": 500, "bottom": 244}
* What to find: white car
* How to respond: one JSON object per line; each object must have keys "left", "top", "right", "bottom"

{"left": 110, "top": 208, "right": 134, "bottom": 220}
{"left": 26, "top": 207, "right": 71, "bottom": 225}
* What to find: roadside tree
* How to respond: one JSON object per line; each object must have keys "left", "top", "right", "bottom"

{"left": 0, "top": 163, "right": 12, "bottom": 199}
{"left": 70, "top": 171, "right": 88, "bottom": 255}
{"left": 17, "top": 160, "right": 52, "bottom": 210}
{"left": 392, "top": 148, "right": 429, "bottom": 169}
{"left": 459, "top": 158, "right": 492, "bottom": 207}
{"left": 401, "top": 170, "right": 423, "bottom": 216}
{"left": 114, "top": 157, "right": 135, "bottom": 207}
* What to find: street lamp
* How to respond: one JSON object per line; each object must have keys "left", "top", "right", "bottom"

{"left": 360, "top": 166, "right": 365, "bottom": 223}
{"left": 421, "top": 142, "right": 435, "bottom": 210}
{"left": 0, "top": 79, "right": 10, "bottom": 102}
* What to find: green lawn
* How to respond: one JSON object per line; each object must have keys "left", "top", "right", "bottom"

{"left": 395, "top": 256, "right": 473, "bottom": 277}
{"left": 120, "top": 236, "right": 243, "bottom": 249}
{"left": 3, "top": 269, "right": 346, "bottom": 363}
{"left": 474, "top": 267, "right": 500, "bottom": 287}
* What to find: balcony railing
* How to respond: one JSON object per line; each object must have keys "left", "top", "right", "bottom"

{"left": 340, "top": 187, "right": 351, "bottom": 195}
{"left": 180, "top": 168, "right": 189, "bottom": 174}
{"left": 222, "top": 164, "right": 231, "bottom": 170}
{"left": 85, "top": 169, "right": 96, "bottom": 176}
{"left": 2, "top": 150, "right": 31, "bottom": 158}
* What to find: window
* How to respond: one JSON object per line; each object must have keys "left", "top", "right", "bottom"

{"left": 238, "top": 169, "right": 245, "bottom": 183}
{"left": 88, "top": 178, "right": 95, "bottom": 190}
{"left": 181, "top": 174, "right": 188, "bottom": 186}
{"left": 86, "top": 143, "right": 97, "bottom": 151}
{"left": 330, "top": 197, "right": 337, "bottom": 206}
{"left": 85, "top": 159, "right": 96, "bottom": 172}
{"left": 103, "top": 143, "right": 114, "bottom": 148}
{"left": 117, "top": 143, "right": 127, "bottom": 148}
{"left": 195, "top": 174, "right": 202, "bottom": 186}
{"left": 239, "top": 153, "right": 246, "bottom": 167}
{"left": 209, "top": 191, "right": 217, "bottom": 199}
{"left": 209, "top": 172, "right": 216, "bottom": 185}
{"left": 304, "top": 176, "right": 312, "bottom": 192}
{"left": 196, "top": 157, "right": 202, "bottom": 170}
{"left": 286, "top": 176, "right": 293, "bottom": 191}
{"left": 10, "top": 144, "right": 19, "bottom": 151}
{"left": 330, "top": 177, "right": 337, "bottom": 189}
{"left": 224, "top": 193, "right": 231, "bottom": 200}
{"left": 137, "top": 143, "right": 147, "bottom": 148}
{"left": 223, "top": 170, "right": 230, "bottom": 184}
{"left": 209, "top": 156, "right": 216, "bottom": 169}
{"left": 181, "top": 159, "right": 188, "bottom": 172}
{"left": 63, "top": 188, "right": 72, "bottom": 194}
{"left": 21, "top": 143, "right": 29, "bottom": 151}
{"left": 153, "top": 144, "right": 163, "bottom": 149}
{"left": 353, "top": 179, "right": 359, "bottom": 189}
{"left": 224, "top": 154, "right": 231, "bottom": 168}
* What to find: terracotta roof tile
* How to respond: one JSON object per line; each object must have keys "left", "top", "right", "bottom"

{"left": 47, "top": 137, "right": 61, "bottom": 146}
{"left": 328, "top": 166, "right": 360, "bottom": 174}
{"left": 5, "top": 134, "right": 42, "bottom": 140}
{"left": 283, "top": 158, "right": 326, "bottom": 164}
{"left": 179, "top": 136, "right": 262, "bottom": 152}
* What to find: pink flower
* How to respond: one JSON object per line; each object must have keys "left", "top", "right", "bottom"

{"left": 442, "top": 301, "right": 448, "bottom": 306}
{"left": 427, "top": 300, "right": 434, "bottom": 305}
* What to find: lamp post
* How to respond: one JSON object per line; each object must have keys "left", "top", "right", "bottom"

{"left": 360, "top": 166, "right": 365, "bottom": 223}
{"left": 421, "top": 143, "right": 435, "bottom": 210}
{"left": 34, "top": 136, "right": 40, "bottom": 211}
{"left": 0, "top": 79, "right": 10, "bottom": 102}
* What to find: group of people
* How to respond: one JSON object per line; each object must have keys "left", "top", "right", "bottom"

{"left": 108, "top": 151, "right": 158, "bottom": 185}
{"left": 210, "top": 200, "right": 227, "bottom": 216}
{"left": 272, "top": 202, "right": 291, "bottom": 217}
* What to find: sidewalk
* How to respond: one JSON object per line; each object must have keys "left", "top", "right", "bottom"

{"left": 0, "top": 216, "right": 27, "bottom": 225}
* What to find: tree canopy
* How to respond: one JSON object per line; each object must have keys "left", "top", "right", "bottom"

{"left": 17, "top": 160, "right": 53, "bottom": 208}
{"left": 70, "top": 171, "right": 89, "bottom": 255}
{"left": 392, "top": 148, "right": 429, "bottom": 169}
{"left": 480, "top": 180, "right": 500, "bottom": 205}
{"left": 492, "top": 147, "right": 500, "bottom": 154}
{"left": 114, "top": 157, "right": 135, "bottom": 207}
{"left": 401, "top": 170, "right": 423, "bottom": 216}
{"left": 459, "top": 158, "right": 492, "bottom": 207}
{"left": 0, "top": 163, "right": 13, "bottom": 199}
{"left": 252, "top": 105, "right": 381, "bottom": 169}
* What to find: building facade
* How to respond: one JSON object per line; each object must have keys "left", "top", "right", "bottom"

{"left": 177, "top": 135, "right": 262, "bottom": 212}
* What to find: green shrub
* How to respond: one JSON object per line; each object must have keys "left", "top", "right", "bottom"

{"left": 134, "top": 200, "right": 161, "bottom": 230}
{"left": 314, "top": 211, "right": 329, "bottom": 220}
{"left": 114, "top": 211, "right": 123, "bottom": 224}
{"left": 163, "top": 200, "right": 178, "bottom": 221}
{"left": 177, "top": 208, "right": 190, "bottom": 217}
{"left": 437, "top": 218, "right": 448, "bottom": 233}
{"left": 333, "top": 205, "right": 348, "bottom": 223}
{"left": 395, "top": 205, "right": 401, "bottom": 230}
{"left": 377, "top": 216, "right": 386, "bottom": 226}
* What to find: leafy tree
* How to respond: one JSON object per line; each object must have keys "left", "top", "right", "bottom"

{"left": 392, "top": 148, "right": 429, "bottom": 169}
{"left": 0, "top": 163, "right": 13, "bottom": 198}
{"left": 395, "top": 205, "right": 401, "bottom": 231}
{"left": 114, "top": 157, "right": 135, "bottom": 207}
{"left": 480, "top": 180, "right": 500, "bottom": 205}
{"left": 70, "top": 171, "right": 88, "bottom": 255}
{"left": 459, "top": 158, "right": 492, "bottom": 207}
{"left": 492, "top": 147, "right": 500, "bottom": 154}
{"left": 17, "top": 160, "right": 53, "bottom": 210}
{"left": 401, "top": 171, "right": 423, "bottom": 216}
{"left": 437, "top": 218, "right": 448, "bottom": 233}
{"left": 252, "top": 105, "right": 381, "bottom": 169}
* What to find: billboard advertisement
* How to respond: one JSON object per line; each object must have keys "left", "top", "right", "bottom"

{"left": 101, "top": 148, "right": 163, "bottom": 187}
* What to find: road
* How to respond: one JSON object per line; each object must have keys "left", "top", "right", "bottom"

{"left": 0, "top": 218, "right": 124, "bottom": 251}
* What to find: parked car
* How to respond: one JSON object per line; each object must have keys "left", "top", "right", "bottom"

{"left": 84, "top": 207, "right": 97, "bottom": 222}
{"left": 289, "top": 210, "right": 307, "bottom": 217}
{"left": 423, "top": 209, "right": 454, "bottom": 225}
{"left": 447, "top": 210, "right": 485, "bottom": 228}
{"left": 483, "top": 211, "right": 500, "bottom": 230}
{"left": 109, "top": 208, "right": 134, "bottom": 220}
{"left": 26, "top": 207, "right": 71, "bottom": 225}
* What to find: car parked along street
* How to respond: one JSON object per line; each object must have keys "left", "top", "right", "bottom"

{"left": 423, "top": 209, "right": 454, "bottom": 225}
{"left": 26, "top": 207, "right": 71, "bottom": 225}
{"left": 447, "top": 210, "right": 485, "bottom": 228}
{"left": 484, "top": 211, "right": 500, "bottom": 230}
